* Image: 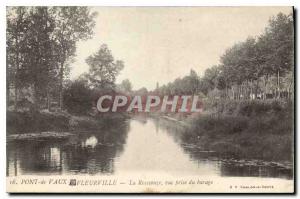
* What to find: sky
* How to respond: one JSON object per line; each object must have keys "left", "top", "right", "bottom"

{"left": 70, "top": 7, "right": 292, "bottom": 90}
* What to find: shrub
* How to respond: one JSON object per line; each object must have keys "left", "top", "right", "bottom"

{"left": 182, "top": 99, "right": 293, "bottom": 161}
{"left": 63, "top": 80, "right": 93, "bottom": 115}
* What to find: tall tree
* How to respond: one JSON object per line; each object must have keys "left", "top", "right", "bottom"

{"left": 21, "top": 7, "right": 57, "bottom": 111}
{"left": 200, "top": 65, "right": 220, "bottom": 95}
{"left": 6, "top": 7, "right": 30, "bottom": 109}
{"left": 51, "top": 7, "right": 97, "bottom": 109}
{"left": 260, "top": 13, "right": 294, "bottom": 98}
{"left": 86, "top": 44, "right": 124, "bottom": 90}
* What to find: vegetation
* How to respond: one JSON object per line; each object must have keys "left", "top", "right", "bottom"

{"left": 7, "top": 7, "right": 97, "bottom": 111}
{"left": 6, "top": 7, "right": 131, "bottom": 140}
{"left": 63, "top": 80, "right": 94, "bottom": 115}
{"left": 180, "top": 100, "right": 293, "bottom": 161}
{"left": 6, "top": 8, "right": 294, "bottom": 164}
{"left": 83, "top": 44, "right": 124, "bottom": 90}
{"left": 7, "top": 9, "right": 293, "bottom": 113}
{"left": 7, "top": 111, "right": 70, "bottom": 134}
{"left": 6, "top": 7, "right": 127, "bottom": 116}
{"left": 7, "top": 110, "right": 130, "bottom": 135}
{"left": 154, "top": 13, "right": 294, "bottom": 100}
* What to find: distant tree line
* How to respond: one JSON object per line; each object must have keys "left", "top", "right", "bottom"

{"left": 155, "top": 12, "right": 294, "bottom": 100}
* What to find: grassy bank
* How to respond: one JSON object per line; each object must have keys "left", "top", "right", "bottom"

{"left": 7, "top": 110, "right": 129, "bottom": 135}
{"left": 181, "top": 99, "right": 294, "bottom": 162}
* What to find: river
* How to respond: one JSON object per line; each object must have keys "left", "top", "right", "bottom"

{"left": 7, "top": 117, "right": 292, "bottom": 180}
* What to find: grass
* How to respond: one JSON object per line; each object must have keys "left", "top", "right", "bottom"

{"left": 181, "top": 99, "right": 294, "bottom": 162}
{"left": 7, "top": 111, "right": 70, "bottom": 134}
{"left": 7, "top": 110, "right": 129, "bottom": 135}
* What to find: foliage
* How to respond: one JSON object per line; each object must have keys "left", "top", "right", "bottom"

{"left": 85, "top": 44, "right": 124, "bottom": 90}
{"left": 182, "top": 100, "right": 293, "bottom": 161}
{"left": 6, "top": 6, "right": 97, "bottom": 111}
{"left": 154, "top": 12, "right": 294, "bottom": 100}
{"left": 117, "top": 79, "right": 132, "bottom": 94}
{"left": 63, "top": 80, "right": 93, "bottom": 115}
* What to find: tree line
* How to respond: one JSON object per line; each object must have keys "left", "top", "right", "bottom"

{"left": 7, "top": 7, "right": 97, "bottom": 111}
{"left": 155, "top": 12, "right": 294, "bottom": 100}
{"left": 7, "top": 9, "right": 294, "bottom": 115}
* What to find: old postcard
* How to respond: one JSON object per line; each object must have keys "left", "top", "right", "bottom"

{"left": 6, "top": 6, "right": 294, "bottom": 193}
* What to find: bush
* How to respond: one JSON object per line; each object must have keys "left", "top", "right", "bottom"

{"left": 182, "top": 99, "right": 293, "bottom": 161}
{"left": 63, "top": 80, "right": 93, "bottom": 115}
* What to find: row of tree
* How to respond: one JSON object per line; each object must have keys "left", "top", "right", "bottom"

{"left": 155, "top": 12, "right": 294, "bottom": 100}
{"left": 7, "top": 9, "right": 293, "bottom": 115}
{"left": 7, "top": 7, "right": 97, "bottom": 111}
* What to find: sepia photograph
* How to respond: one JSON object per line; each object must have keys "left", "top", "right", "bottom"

{"left": 6, "top": 6, "right": 294, "bottom": 193}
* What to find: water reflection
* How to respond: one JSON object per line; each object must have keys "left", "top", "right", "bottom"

{"left": 7, "top": 119, "right": 130, "bottom": 176}
{"left": 114, "top": 118, "right": 220, "bottom": 176}
{"left": 7, "top": 141, "right": 64, "bottom": 175}
{"left": 82, "top": 136, "right": 98, "bottom": 148}
{"left": 219, "top": 162, "right": 293, "bottom": 179}
{"left": 7, "top": 117, "right": 293, "bottom": 179}
{"left": 155, "top": 118, "right": 293, "bottom": 179}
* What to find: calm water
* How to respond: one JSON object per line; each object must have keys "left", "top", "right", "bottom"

{"left": 7, "top": 117, "right": 292, "bottom": 179}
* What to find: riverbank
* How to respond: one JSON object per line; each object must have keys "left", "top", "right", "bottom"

{"left": 176, "top": 99, "right": 294, "bottom": 162}
{"left": 7, "top": 99, "right": 294, "bottom": 164}
{"left": 6, "top": 110, "right": 130, "bottom": 137}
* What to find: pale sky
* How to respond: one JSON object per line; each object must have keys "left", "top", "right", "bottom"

{"left": 70, "top": 7, "right": 292, "bottom": 90}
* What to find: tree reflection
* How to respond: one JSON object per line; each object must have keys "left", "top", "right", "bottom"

{"left": 155, "top": 118, "right": 293, "bottom": 179}
{"left": 7, "top": 119, "right": 130, "bottom": 176}
{"left": 7, "top": 140, "right": 64, "bottom": 175}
